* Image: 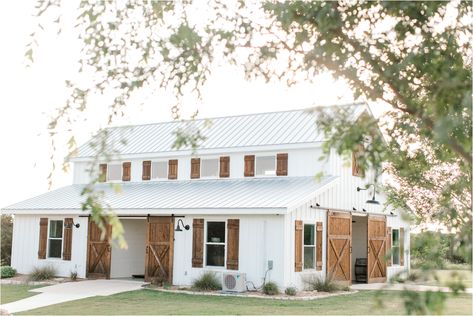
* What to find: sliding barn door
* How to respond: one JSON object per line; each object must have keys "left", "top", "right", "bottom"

{"left": 87, "top": 219, "right": 112, "bottom": 279}
{"left": 145, "top": 217, "right": 174, "bottom": 284}
{"left": 327, "top": 211, "right": 352, "bottom": 283}
{"left": 367, "top": 215, "right": 387, "bottom": 283}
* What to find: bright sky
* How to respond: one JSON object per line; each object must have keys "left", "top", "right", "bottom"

{"left": 0, "top": 1, "right": 362, "bottom": 209}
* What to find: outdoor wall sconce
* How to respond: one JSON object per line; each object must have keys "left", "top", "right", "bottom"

{"left": 356, "top": 184, "right": 380, "bottom": 205}
{"left": 175, "top": 219, "right": 190, "bottom": 232}
{"left": 64, "top": 221, "right": 80, "bottom": 229}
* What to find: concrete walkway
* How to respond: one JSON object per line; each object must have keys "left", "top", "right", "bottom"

{"left": 351, "top": 283, "right": 473, "bottom": 294}
{"left": 1, "top": 279, "right": 146, "bottom": 314}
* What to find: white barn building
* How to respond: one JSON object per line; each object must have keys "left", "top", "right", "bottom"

{"left": 2, "top": 103, "right": 410, "bottom": 290}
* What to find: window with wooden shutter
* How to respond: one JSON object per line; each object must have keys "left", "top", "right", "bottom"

{"left": 352, "top": 145, "right": 365, "bottom": 177}
{"left": 99, "top": 164, "right": 107, "bottom": 182}
{"left": 142, "top": 161, "right": 151, "bottom": 180}
{"left": 219, "top": 156, "right": 230, "bottom": 178}
{"left": 63, "top": 218, "right": 73, "bottom": 261}
{"left": 226, "top": 219, "right": 239, "bottom": 270}
{"left": 386, "top": 227, "right": 392, "bottom": 266}
{"left": 294, "top": 220, "right": 303, "bottom": 272}
{"left": 38, "top": 218, "right": 48, "bottom": 259}
{"left": 400, "top": 227, "right": 405, "bottom": 266}
{"left": 276, "top": 153, "right": 288, "bottom": 176}
{"left": 191, "top": 158, "right": 200, "bottom": 179}
{"left": 192, "top": 218, "right": 204, "bottom": 267}
{"left": 316, "top": 222, "right": 323, "bottom": 270}
{"left": 244, "top": 155, "right": 255, "bottom": 177}
{"left": 122, "top": 162, "right": 131, "bottom": 181}
{"left": 168, "top": 159, "right": 178, "bottom": 180}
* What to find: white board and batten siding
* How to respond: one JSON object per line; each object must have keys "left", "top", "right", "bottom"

{"left": 11, "top": 215, "right": 89, "bottom": 278}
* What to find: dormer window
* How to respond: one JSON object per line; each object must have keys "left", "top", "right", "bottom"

{"left": 152, "top": 161, "right": 168, "bottom": 179}
{"left": 255, "top": 156, "right": 276, "bottom": 176}
{"left": 107, "top": 164, "right": 122, "bottom": 181}
{"left": 201, "top": 159, "right": 219, "bottom": 178}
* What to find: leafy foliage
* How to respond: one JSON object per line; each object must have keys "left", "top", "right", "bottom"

{"left": 262, "top": 281, "right": 279, "bottom": 295}
{"left": 192, "top": 272, "right": 221, "bottom": 291}
{"left": 29, "top": 265, "right": 57, "bottom": 281}
{"left": 0, "top": 266, "right": 16, "bottom": 279}
{"left": 1, "top": 215, "right": 13, "bottom": 266}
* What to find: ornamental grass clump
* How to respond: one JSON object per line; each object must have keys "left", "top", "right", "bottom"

{"left": 262, "top": 281, "right": 279, "bottom": 295}
{"left": 192, "top": 272, "right": 221, "bottom": 291}
{"left": 284, "top": 286, "right": 297, "bottom": 296}
{"left": 304, "top": 275, "right": 345, "bottom": 293}
{"left": 29, "top": 265, "right": 57, "bottom": 281}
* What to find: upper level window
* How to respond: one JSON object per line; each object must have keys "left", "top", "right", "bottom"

{"left": 392, "top": 229, "right": 400, "bottom": 265}
{"left": 107, "top": 164, "right": 122, "bottom": 181}
{"left": 48, "top": 220, "right": 63, "bottom": 258}
{"left": 201, "top": 159, "right": 219, "bottom": 178}
{"left": 206, "top": 221, "right": 225, "bottom": 267}
{"left": 152, "top": 161, "right": 167, "bottom": 179}
{"left": 255, "top": 156, "right": 276, "bottom": 176}
{"left": 304, "top": 224, "right": 315, "bottom": 269}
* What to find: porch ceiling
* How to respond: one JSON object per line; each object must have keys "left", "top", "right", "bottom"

{"left": 2, "top": 176, "right": 337, "bottom": 214}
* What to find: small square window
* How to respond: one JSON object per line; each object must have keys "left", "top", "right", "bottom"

{"left": 152, "top": 161, "right": 167, "bottom": 179}
{"left": 108, "top": 164, "right": 121, "bottom": 181}
{"left": 201, "top": 159, "right": 219, "bottom": 178}
{"left": 256, "top": 156, "right": 276, "bottom": 176}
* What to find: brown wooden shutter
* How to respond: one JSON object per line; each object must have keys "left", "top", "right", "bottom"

{"left": 122, "top": 162, "right": 131, "bottom": 181}
{"left": 276, "top": 153, "right": 288, "bottom": 176}
{"left": 227, "top": 219, "right": 239, "bottom": 270}
{"left": 192, "top": 218, "right": 204, "bottom": 267}
{"left": 168, "top": 159, "right": 178, "bottom": 180}
{"left": 191, "top": 158, "right": 200, "bottom": 179}
{"left": 400, "top": 227, "right": 405, "bottom": 266}
{"left": 99, "top": 164, "right": 107, "bottom": 182}
{"left": 142, "top": 161, "right": 151, "bottom": 180}
{"left": 219, "top": 156, "right": 230, "bottom": 178}
{"left": 38, "top": 218, "right": 48, "bottom": 259}
{"left": 316, "top": 221, "right": 323, "bottom": 270}
{"left": 244, "top": 155, "right": 255, "bottom": 177}
{"left": 352, "top": 145, "right": 365, "bottom": 177}
{"left": 63, "top": 218, "right": 73, "bottom": 261}
{"left": 386, "top": 227, "right": 392, "bottom": 266}
{"left": 294, "top": 220, "right": 303, "bottom": 272}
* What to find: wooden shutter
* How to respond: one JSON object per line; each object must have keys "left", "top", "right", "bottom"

{"left": 192, "top": 219, "right": 204, "bottom": 267}
{"left": 316, "top": 221, "right": 323, "bottom": 270}
{"left": 227, "top": 219, "right": 239, "bottom": 270}
{"left": 244, "top": 155, "right": 255, "bottom": 177}
{"left": 400, "top": 227, "right": 405, "bottom": 266}
{"left": 219, "top": 156, "right": 230, "bottom": 178}
{"left": 168, "top": 159, "right": 178, "bottom": 180}
{"left": 122, "top": 162, "right": 131, "bottom": 181}
{"left": 352, "top": 145, "right": 365, "bottom": 177}
{"left": 276, "top": 153, "right": 288, "bottom": 176}
{"left": 294, "top": 220, "right": 303, "bottom": 272}
{"left": 386, "top": 227, "right": 392, "bottom": 266}
{"left": 63, "top": 218, "right": 73, "bottom": 261}
{"left": 191, "top": 158, "right": 200, "bottom": 179}
{"left": 99, "top": 164, "right": 107, "bottom": 182}
{"left": 142, "top": 161, "right": 151, "bottom": 180}
{"left": 38, "top": 218, "right": 48, "bottom": 259}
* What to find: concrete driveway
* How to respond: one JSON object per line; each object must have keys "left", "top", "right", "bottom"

{"left": 1, "top": 279, "right": 146, "bottom": 314}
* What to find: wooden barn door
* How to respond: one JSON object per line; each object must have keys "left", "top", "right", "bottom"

{"left": 145, "top": 217, "right": 174, "bottom": 284}
{"left": 87, "top": 219, "right": 112, "bottom": 279}
{"left": 367, "top": 215, "right": 387, "bottom": 283}
{"left": 327, "top": 211, "right": 352, "bottom": 283}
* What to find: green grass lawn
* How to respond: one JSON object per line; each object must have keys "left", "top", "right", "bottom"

{"left": 14, "top": 289, "right": 472, "bottom": 315}
{"left": 412, "top": 268, "right": 473, "bottom": 288}
{"left": 0, "top": 284, "right": 42, "bottom": 304}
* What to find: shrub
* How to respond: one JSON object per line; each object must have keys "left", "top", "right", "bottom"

{"left": 262, "top": 281, "right": 279, "bottom": 295}
{"left": 304, "top": 275, "right": 345, "bottom": 292}
{"left": 284, "top": 286, "right": 297, "bottom": 296}
{"left": 29, "top": 265, "right": 57, "bottom": 281}
{"left": 192, "top": 272, "right": 221, "bottom": 291}
{"left": 70, "top": 271, "right": 78, "bottom": 281}
{"left": 0, "top": 266, "right": 16, "bottom": 278}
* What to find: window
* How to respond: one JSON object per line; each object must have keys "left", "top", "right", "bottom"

{"left": 151, "top": 161, "right": 167, "bottom": 179}
{"left": 201, "top": 159, "right": 219, "bottom": 178}
{"left": 392, "top": 229, "right": 400, "bottom": 265}
{"left": 48, "top": 220, "right": 63, "bottom": 258}
{"left": 255, "top": 156, "right": 276, "bottom": 176}
{"left": 206, "top": 221, "right": 225, "bottom": 267}
{"left": 107, "top": 164, "right": 121, "bottom": 181}
{"left": 304, "top": 224, "right": 315, "bottom": 269}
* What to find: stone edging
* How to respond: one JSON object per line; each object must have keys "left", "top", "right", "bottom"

{"left": 144, "top": 286, "right": 358, "bottom": 301}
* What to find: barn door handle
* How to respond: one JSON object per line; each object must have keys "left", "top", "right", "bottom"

{"left": 107, "top": 245, "right": 111, "bottom": 252}
{"left": 367, "top": 246, "right": 370, "bottom": 254}
{"left": 146, "top": 245, "right": 149, "bottom": 254}
{"left": 350, "top": 246, "right": 352, "bottom": 254}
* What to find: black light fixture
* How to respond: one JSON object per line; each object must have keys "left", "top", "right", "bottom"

{"left": 315, "top": 203, "right": 320, "bottom": 207}
{"left": 64, "top": 221, "right": 80, "bottom": 229}
{"left": 352, "top": 207, "right": 357, "bottom": 211}
{"left": 175, "top": 219, "right": 190, "bottom": 232}
{"left": 362, "top": 208, "right": 367, "bottom": 212}
{"left": 356, "top": 184, "right": 380, "bottom": 205}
